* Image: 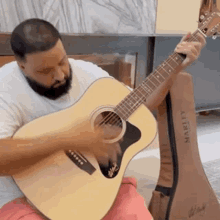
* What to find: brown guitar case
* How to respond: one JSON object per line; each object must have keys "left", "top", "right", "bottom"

{"left": 148, "top": 72, "right": 220, "bottom": 220}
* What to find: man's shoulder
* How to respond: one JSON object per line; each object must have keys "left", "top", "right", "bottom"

{"left": 68, "top": 58, "right": 110, "bottom": 78}
{"left": 0, "top": 61, "right": 24, "bottom": 96}
{"left": 68, "top": 58, "right": 96, "bottom": 67}
{"left": 0, "top": 61, "right": 19, "bottom": 80}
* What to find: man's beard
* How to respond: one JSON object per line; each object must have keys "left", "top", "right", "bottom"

{"left": 24, "top": 65, "right": 73, "bottom": 100}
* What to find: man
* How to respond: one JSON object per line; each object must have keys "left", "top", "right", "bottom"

{"left": 0, "top": 18, "right": 205, "bottom": 219}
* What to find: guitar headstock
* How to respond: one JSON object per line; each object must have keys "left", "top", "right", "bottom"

{"left": 198, "top": 9, "right": 220, "bottom": 39}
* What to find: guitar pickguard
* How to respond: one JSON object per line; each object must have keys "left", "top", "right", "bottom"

{"left": 99, "top": 121, "right": 141, "bottom": 178}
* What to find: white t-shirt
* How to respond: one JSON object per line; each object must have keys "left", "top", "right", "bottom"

{"left": 0, "top": 58, "right": 112, "bottom": 208}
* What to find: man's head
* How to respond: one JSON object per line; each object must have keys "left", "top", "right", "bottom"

{"left": 10, "top": 18, "right": 72, "bottom": 100}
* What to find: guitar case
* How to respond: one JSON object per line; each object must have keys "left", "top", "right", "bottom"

{"left": 148, "top": 72, "right": 220, "bottom": 220}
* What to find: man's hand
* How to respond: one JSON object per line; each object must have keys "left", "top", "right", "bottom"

{"left": 174, "top": 32, "right": 206, "bottom": 70}
{"left": 58, "top": 120, "right": 122, "bottom": 166}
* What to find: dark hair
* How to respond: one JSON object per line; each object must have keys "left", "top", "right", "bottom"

{"left": 10, "top": 18, "right": 62, "bottom": 62}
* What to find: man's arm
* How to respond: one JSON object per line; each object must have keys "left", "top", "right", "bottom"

{"left": 144, "top": 66, "right": 182, "bottom": 112}
{"left": 0, "top": 137, "right": 62, "bottom": 176}
{"left": 0, "top": 120, "right": 120, "bottom": 176}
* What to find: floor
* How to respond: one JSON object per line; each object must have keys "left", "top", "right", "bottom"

{"left": 196, "top": 111, "right": 220, "bottom": 163}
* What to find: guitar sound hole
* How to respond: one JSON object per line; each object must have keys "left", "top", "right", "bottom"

{"left": 94, "top": 111, "right": 123, "bottom": 142}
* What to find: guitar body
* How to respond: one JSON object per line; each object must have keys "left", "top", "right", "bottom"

{"left": 12, "top": 77, "right": 157, "bottom": 220}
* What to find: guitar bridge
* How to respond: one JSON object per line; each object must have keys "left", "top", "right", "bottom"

{"left": 66, "top": 150, "right": 96, "bottom": 175}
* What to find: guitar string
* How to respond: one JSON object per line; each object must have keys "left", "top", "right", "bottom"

{"left": 96, "top": 30, "right": 202, "bottom": 131}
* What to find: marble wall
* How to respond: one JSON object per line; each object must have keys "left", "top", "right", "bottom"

{"left": 0, "top": 0, "right": 157, "bottom": 34}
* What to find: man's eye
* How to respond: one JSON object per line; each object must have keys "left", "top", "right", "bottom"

{"left": 38, "top": 69, "right": 52, "bottom": 74}
{"left": 59, "top": 61, "right": 67, "bottom": 66}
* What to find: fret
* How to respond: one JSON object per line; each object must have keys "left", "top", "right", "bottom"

{"left": 130, "top": 96, "right": 140, "bottom": 108}
{"left": 113, "top": 105, "right": 128, "bottom": 119}
{"left": 141, "top": 83, "right": 152, "bottom": 94}
{"left": 116, "top": 101, "right": 130, "bottom": 118}
{"left": 157, "top": 66, "right": 170, "bottom": 78}
{"left": 131, "top": 102, "right": 141, "bottom": 111}
{"left": 125, "top": 100, "right": 139, "bottom": 111}
{"left": 114, "top": 108, "right": 127, "bottom": 121}
{"left": 171, "top": 54, "right": 184, "bottom": 65}
{"left": 121, "top": 96, "right": 134, "bottom": 109}
{"left": 135, "top": 89, "right": 145, "bottom": 99}
{"left": 143, "top": 82, "right": 154, "bottom": 93}
{"left": 132, "top": 103, "right": 142, "bottom": 112}
{"left": 170, "top": 55, "right": 179, "bottom": 65}
{"left": 125, "top": 94, "right": 138, "bottom": 108}
{"left": 127, "top": 93, "right": 137, "bottom": 104}
{"left": 145, "top": 80, "right": 156, "bottom": 91}
{"left": 154, "top": 70, "right": 165, "bottom": 82}
{"left": 160, "top": 62, "right": 173, "bottom": 75}
{"left": 176, "top": 53, "right": 184, "bottom": 62}
{"left": 134, "top": 91, "right": 142, "bottom": 100}
{"left": 163, "top": 59, "right": 174, "bottom": 70}
{"left": 136, "top": 90, "right": 148, "bottom": 102}
{"left": 138, "top": 86, "right": 150, "bottom": 97}
{"left": 149, "top": 74, "right": 161, "bottom": 87}
{"left": 168, "top": 55, "right": 181, "bottom": 67}
{"left": 147, "top": 77, "right": 157, "bottom": 88}
{"left": 191, "top": 33, "right": 199, "bottom": 42}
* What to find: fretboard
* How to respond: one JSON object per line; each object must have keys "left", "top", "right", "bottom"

{"left": 114, "top": 31, "right": 201, "bottom": 120}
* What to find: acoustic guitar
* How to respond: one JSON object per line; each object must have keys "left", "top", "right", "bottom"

{"left": 12, "top": 11, "right": 220, "bottom": 220}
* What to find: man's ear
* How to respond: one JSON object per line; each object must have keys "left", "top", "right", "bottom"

{"left": 15, "top": 57, "right": 26, "bottom": 70}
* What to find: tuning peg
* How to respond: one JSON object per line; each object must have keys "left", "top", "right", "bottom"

{"left": 200, "top": 15, "right": 205, "bottom": 20}
{"left": 212, "top": 35, "right": 217, "bottom": 40}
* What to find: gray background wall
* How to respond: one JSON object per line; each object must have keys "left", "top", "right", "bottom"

{"left": 153, "top": 36, "right": 220, "bottom": 112}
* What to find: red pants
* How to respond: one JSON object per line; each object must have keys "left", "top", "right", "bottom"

{"left": 0, "top": 177, "right": 153, "bottom": 220}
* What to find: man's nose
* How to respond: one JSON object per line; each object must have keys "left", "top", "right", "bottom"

{"left": 53, "top": 67, "right": 65, "bottom": 81}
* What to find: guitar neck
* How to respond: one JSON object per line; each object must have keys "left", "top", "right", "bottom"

{"left": 114, "top": 30, "right": 203, "bottom": 120}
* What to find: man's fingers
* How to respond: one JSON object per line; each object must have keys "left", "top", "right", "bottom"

{"left": 180, "top": 32, "right": 191, "bottom": 43}
{"left": 176, "top": 46, "right": 199, "bottom": 58}
{"left": 115, "top": 142, "right": 122, "bottom": 155}
{"left": 108, "top": 147, "right": 117, "bottom": 164}
{"left": 107, "top": 142, "right": 122, "bottom": 163}
{"left": 96, "top": 155, "right": 109, "bottom": 167}
{"left": 180, "top": 32, "right": 206, "bottom": 49}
